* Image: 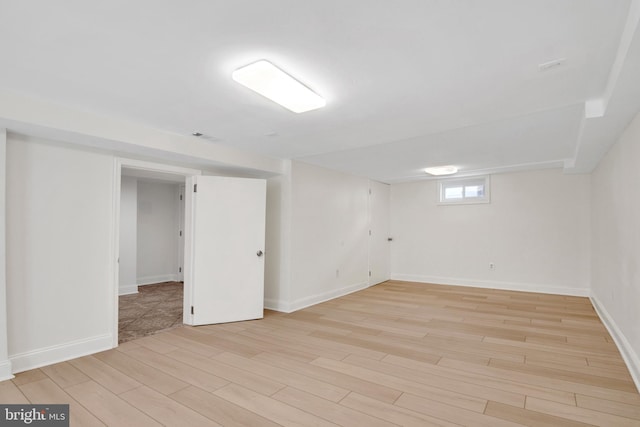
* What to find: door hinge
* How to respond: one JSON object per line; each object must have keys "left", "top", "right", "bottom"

{"left": 369, "top": 230, "right": 372, "bottom": 236}
{"left": 369, "top": 270, "right": 372, "bottom": 276}
{"left": 180, "top": 194, "right": 183, "bottom": 201}
{"left": 369, "top": 189, "right": 372, "bottom": 195}
{"left": 179, "top": 230, "right": 182, "bottom": 237}
{"left": 179, "top": 267, "right": 182, "bottom": 273}
{"left": 191, "top": 306, "right": 194, "bottom": 315}
{"left": 193, "top": 183, "right": 198, "bottom": 193}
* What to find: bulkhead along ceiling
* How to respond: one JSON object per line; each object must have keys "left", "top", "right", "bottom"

{"left": 1, "top": 0, "right": 639, "bottom": 182}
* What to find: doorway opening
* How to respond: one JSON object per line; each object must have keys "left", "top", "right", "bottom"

{"left": 113, "top": 159, "right": 201, "bottom": 346}
{"left": 118, "top": 171, "right": 186, "bottom": 342}
{"left": 111, "top": 158, "right": 267, "bottom": 348}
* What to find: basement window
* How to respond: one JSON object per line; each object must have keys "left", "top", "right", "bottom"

{"left": 438, "top": 176, "right": 490, "bottom": 205}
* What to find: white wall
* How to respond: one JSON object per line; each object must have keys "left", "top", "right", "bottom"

{"left": 390, "top": 169, "right": 591, "bottom": 295}
{"left": 0, "top": 129, "right": 11, "bottom": 380}
{"left": 264, "top": 174, "right": 288, "bottom": 308}
{"left": 6, "top": 134, "right": 114, "bottom": 372}
{"left": 136, "top": 180, "right": 181, "bottom": 285}
{"left": 591, "top": 111, "right": 640, "bottom": 387}
{"left": 287, "top": 161, "right": 370, "bottom": 311}
{"left": 118, "top": 177, "right": 138, "bottom": 294}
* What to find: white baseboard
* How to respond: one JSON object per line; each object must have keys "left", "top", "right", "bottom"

{"left": 288, "top": 282, "right": 369, "bottom": 313}
{"left": 118, "top": 284, "right": 139, "bottom": 295}
{"left": 264, "top": 298, "right": 291, "bottom": 313}
{"left": 9, "top": 334, "right": 113, "bottom": 374}
{"left": 590, "top": 295, "right": 640, "bottom": 393}
{"left": 390, "top": 274, "right": 590, "bottom": 297}
{"left": 0, "top": 359, "right": 14, "bottom": 381}
{"left": 265, "top": 282, "right": 369, "bottom": 313}
{"left": 137, "top": 274, "right": 178, "bottom": 286}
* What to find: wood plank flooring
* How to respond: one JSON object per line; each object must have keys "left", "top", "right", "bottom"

{"left": 3, "top": 280, "right": 640, "bottom": 426}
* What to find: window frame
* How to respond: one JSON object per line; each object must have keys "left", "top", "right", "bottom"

{"left": 437, "top": 175, "right": 491, "bottom": 205}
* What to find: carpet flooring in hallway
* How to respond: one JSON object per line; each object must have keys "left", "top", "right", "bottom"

{"left": 118, "top": 281, "right": 183, "bottom": 343}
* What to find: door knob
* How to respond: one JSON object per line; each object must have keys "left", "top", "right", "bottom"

{"left": 256, "top": 250, "right": 264, "bottom": 257}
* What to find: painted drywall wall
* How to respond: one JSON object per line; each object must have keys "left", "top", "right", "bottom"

{"left": 288, "top": 161, "right": 370, "bottom": 311}
{"left": 591, "top": 111, "right": 640, "bottom": 387}
{"left": 390, "top": 168, "right": 591, "bottom": 295}
{"left": 0, "top": 129, "right": 10, "bottom": 380}
{"left": 118, "top": 177, "right": 138, "bottom": 295}
{"left": 5, "top": 134, "right": 114, "bottom": 371}
{"left": 136, "top": 180, "right": 181, "bottom": 285}
{"left": 265, "top": 174, "right": 287, "bottom": 309}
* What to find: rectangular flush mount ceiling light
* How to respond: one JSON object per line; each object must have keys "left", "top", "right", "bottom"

{"left": 424, "top": 165, "right": 458, "bottom": 176}
{"left": 232, "top": 60, "right": 326, "bottom": 113}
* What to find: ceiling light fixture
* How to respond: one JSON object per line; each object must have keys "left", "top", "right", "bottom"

{"left": 424, "top": 165, "right": 458, "bottom": 176}
{"left": 232, "top": 60, "right": 326, "bottom": 113}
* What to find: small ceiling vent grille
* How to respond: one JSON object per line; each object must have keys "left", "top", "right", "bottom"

{"left": 538, "top": 58, "right": 566, "bottom": 71}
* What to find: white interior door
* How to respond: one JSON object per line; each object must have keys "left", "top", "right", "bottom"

{"left": 369, "top": 180, "right": 391, "bottom": 286}
{"left": 184, "top": 176, "right": 266, "bottom": 325}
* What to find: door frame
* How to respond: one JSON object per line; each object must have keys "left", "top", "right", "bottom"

{"left": 367, "top": 180, "right": 391, "bottom": 287}
{"left": 111, "top": 158, "right": 201, "bottom": 348}
{"left": 177, "top": 184, "right": 186, "bottom": 282}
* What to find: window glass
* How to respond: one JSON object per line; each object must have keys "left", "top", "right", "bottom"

{"left": 439, "top": 176, "right": 490, "bottom": 204}
{"left": 444, "top": 186, "right": 463, "bottom": 199}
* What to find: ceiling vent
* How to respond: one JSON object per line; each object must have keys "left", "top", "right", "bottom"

{"left": 538, "top": 58, "right": 566, "bottom": 71}
{"left": 191, "top": 132, "right": 221, "bottom": 142}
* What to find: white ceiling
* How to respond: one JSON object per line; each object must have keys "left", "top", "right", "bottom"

{"left": 1, "top": 0, "right": 639, "bottom": 182}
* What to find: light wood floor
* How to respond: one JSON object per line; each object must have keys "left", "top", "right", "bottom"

{"left": 2, "top": 280, "right": 639, "bottom": 426}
